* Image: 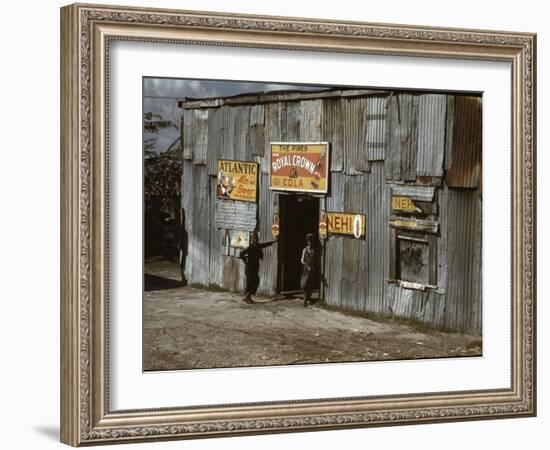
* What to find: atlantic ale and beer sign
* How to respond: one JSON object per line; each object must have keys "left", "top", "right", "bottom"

{"left": 270, "top": 142, "right": 329, "bottom": 193}
{"left": 216, "top": 160, "right": 258, "bottom": 202}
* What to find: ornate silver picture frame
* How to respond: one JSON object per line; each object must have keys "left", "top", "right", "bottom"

{"left": 60, "top": 3, "right": 536, "bottom": 446}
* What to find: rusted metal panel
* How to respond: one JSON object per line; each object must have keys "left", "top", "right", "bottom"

{"left": 249, "top": 104, "right": 265, "bottom": 156}
{"left": 416, "top": 94, "right": 446, "bottom": 177}
{"left": 181, "top": 160, "right": 194, "bottom": 278}
{"left": 190, "top": 109, "right": 209, "bottom": 165}
{"left": 182, "top": 109, "right": 194, "bottom": 160}
{"left": 220, "top": 105, "right": 235, "bottom": 161}
{"left": 323, "top": 172, "right": 345, "bottom": 306}
{"left": 231, "top": 105, "right": 250, "bottom": 162}
{"left": 324, "top": 164, "right": 390, "bottom": 315}
{"left": 365, "top": 96, "right": 386, "bottom": 161}
{"left": 443, "top": 188, "right": 482, "bottom": 333}
{"left": 250, "top": 104, "right": 265, "bottom": 126}
{"left": 179, "top": 88, "right": 386, "bottom": 109}
{"left": 399, "top": 94, "right": 419, "bottom": 181}
{"left": 207, "top": 107, "right": 222, "bottom": 175}
{"left": 447, "top": 95, "right": 482, "bottom": 189}
{"left": 389, "top": 218, "right": 438, "bottom": 234}
{"left": 384, "top": 94, "right": 400, "bottom": 180}
{"left": 257, "top": 173, "right": 277, "bottom": 295}
{"left": 214, "top": 199, "right": 257, "bottom": 231}
{"left": 389, "top": 285, "right": 445, "bottom": 328}
{"left": 385, "top": 94, "right": 418, "bottom": 181}
{"left": 391, "top": 185, "right": 435, "bottom": 202}
{"left": 344, "top": 97, "right": 369, "bottom": 174}
{"left": 322, "top": 97, "right": 344, "bottom": 172}
{"left": 222, "top": 255, "right": 243, "bottom": 293}
{"left": 208, "top": 176, "right": 224, "bottom": 288}
{"left": 444, "top": 96, "right": 455, "bottom": 171}
{"left": 364, "top": 163, "right": 390, "bottom": 315}
{"left": 261, "top": 102, "right": 282, "bottom": 174}
{"left": 282, "top": 101, "right": 301, "bottom": 141}
{"left": 190, "top": 165, "right": 210, "bottom": 286}
{"left": 300, "top": 99, "right": 322, "bottom": 141}
{"left": 342, "top": 175, "right": 367, "bottom": 310}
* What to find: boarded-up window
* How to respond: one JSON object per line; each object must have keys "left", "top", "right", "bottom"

{"left": 389, "top": 185, "right": 438, "bottom": 289}
{"left": 397, "top": 236, "right": 430, "bottom": 285}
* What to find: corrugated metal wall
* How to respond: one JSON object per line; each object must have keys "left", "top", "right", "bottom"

{"left": 180, "top": 91, "right": 482, "bottom": 334}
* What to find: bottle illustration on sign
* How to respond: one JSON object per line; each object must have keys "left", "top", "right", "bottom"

{"left": 311, "top": 146, "right": 327, "bottom": 189}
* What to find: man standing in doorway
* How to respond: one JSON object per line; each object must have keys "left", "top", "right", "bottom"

{"left": 239, "top": 232, "right": 277, "bottom": 304}
{"left": 300, "top": 233, "right": 320, "bottom": 307}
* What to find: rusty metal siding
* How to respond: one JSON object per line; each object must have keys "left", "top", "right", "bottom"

{"left": 384, "top": 94, "right": 400, "bottom": 181}
{"left": 257, "top": 173, "right": 278, "bottom": 295}
{"left": 323, "top": 172, "right": 345, "bottom": 305}
{"left": 214, "top": 200, "right": 257, "bottom": 231}
{"left": 365, "top": 96, "right": 386, "bottom": 161}
{"left": 189, "top": 165, "right": 210, "bottom": 286}
{"left": 300, "top": 99, "right": 322, "bottom": 141}
{"left": 195, "top": 109, "right": 209, "bottom": 165}
{"left": 322, "top": 98, "right": 344, "bottom": 172}
{"left": 416, "top": 94, "right": 446, "bottom": 177}
{"left": 447, "top": 95, "right": 482, "bottom": 189}
{"left": 249, "top": 104, "right": 265, "bottom": 156}
{"left": 364, "top": 162, "right": 390, "bottom": 315}
{"left": 282, "top": 101, "right": 301, "bottom": 141}
{"left": 261, "top": 102, "right": 282, "bottom": 174}
{"left": 385, "top": 94, "right": 418, "bottom": 181}
{"left": 207, "top": 107, "right": 222, "bottom": 175}
{"left": 340, "top": 175, "right": 367, "bottom": 309}
{"left": 391, "top": 185, "right": 436, "bottom": 202}
{"left": 399, "top": 94, "right": 419, "bottom": 181}
{"left": 233, "top": 105, "right": 250, "bottom": 161}
{"left": 444, "top": 96, "right": 455, "bottom": 171}
{"left": 208, "top": 176, "right": 224, "bottom": 288}
{"left": 344, "top": 97, "right": 370, "bottom": 174}
{"left": 389, "top": 285, "right": 445, "bottom": 327}
{"left": 443, "top": 188, "right": 482, "bottom": 333}
{"left": 182, "top": 160, "right": 194, "bottom": 278}
{"left": 219, "top": 106, "right": 234, "bottom": 161}
{"left": 325, "top": 163, "right": 390, "bottom": 314}
{"left": 182, "top": 109, "right": 194, "bottom": 160}
{"left": 250, "top": 104, "right": 264, "bottom": 127}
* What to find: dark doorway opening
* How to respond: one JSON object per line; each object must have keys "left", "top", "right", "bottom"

{"left": 277, "top": 195, "right": 320, "bottom": 293}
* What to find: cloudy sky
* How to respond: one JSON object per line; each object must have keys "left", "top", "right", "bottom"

{"left": 143, "top": 77, "right": 326, "bottom": 153}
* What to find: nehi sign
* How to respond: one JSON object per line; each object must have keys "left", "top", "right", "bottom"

{"left": 324, "top": 211, "right": 366, "bottom": 239}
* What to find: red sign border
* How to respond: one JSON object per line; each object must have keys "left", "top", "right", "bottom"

{"left": 269, "top": 141, "right": 330, "bottom": 194}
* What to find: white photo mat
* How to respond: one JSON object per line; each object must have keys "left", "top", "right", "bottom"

{"left": 109, "top": 40, "right": 511, "bottom": 411}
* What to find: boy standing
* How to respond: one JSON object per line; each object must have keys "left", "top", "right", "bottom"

{"left": 300, "top": 233, "right": 319, "bottom": 307}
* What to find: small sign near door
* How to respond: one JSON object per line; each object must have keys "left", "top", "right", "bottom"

{"left": 271, "top": 212, "right": 280, "bottom": 239}
{"left": 325, "top": 211, "right": 366, "bottom": 239}
{"left": 269, "top": 142, "right": 329, "bottom": 194}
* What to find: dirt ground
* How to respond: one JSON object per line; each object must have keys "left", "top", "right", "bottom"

{"left": 144, "top": 258, "right": 482, "bottom": 371}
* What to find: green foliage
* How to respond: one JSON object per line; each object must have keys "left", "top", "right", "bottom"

{"left": 144, "top": 112, "right": 181, "bottom": 203}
